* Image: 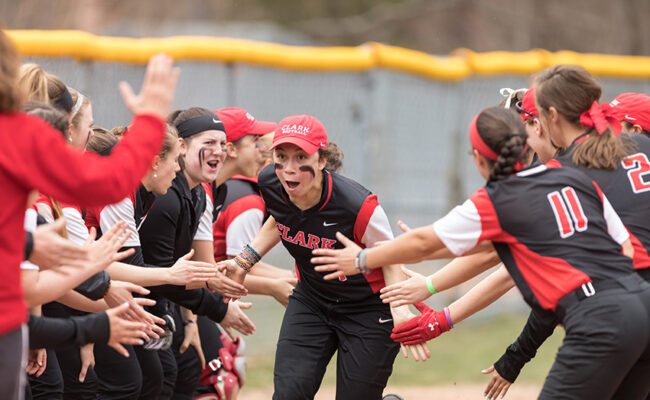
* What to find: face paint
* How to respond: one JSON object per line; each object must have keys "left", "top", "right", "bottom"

{"left": 299, "top": 165, "right": 315, "bottom": 177}
{"left": 199, "top": 147, "right": 210, "bottom": 166}
{"left": 274, "top": 162, "right": 284, "bottom": 170}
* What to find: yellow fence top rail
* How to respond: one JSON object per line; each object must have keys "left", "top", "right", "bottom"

{"left": 6, "top": 30, "right": 650, "bottom": 80}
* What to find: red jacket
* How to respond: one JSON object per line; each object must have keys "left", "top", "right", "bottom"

{"left": 0, "top": 112, "right": 165, "bottom": 335}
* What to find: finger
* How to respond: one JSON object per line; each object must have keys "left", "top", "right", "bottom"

{"left": 312, "top": 259, "right": 338, "bottom": 267}
{"left": 413, "top": 302, "right": 432, "bottom": 314}
{"left": 481, "top": 366, "right": 495, "bottom": 374}
{"left": 501, "top": 382, "right": 512, "bottom": 398}
{"left": 112, "top": 248, "right": 136, "bottom": 262}
{"left": 486, "top": 376, "right": 498, "bottom": 399}
{"left": 133, "top": 297, "right": 157, "bottom": 308}
{"left": 119, "top": 81, "right": 137, "bottom": 109}
{"left": 401, "top": 265, "right": 417, "bottom": 277}
{"left": 109, "top": 342, "right": 130, "bottom": 358}
{"left": 126, "top": 282, "right": 150, "bottom": 296}
{"left": 235, "top": 301, "right": 253, "bottom": 309}
{"left": 179, "top": 338, "right": 190, "bottom": 354}
{"left": 194, "top": 345, "right": 206, "bottom": 368}
{"left": 224, "top": 326, "right": 235, "bottom": 339}
{"left": 400, "top": 344, "right": 408, "bottom": 358}
{"left": 79, "top": 364, "right": 88, "bottom": 383}
{"left": 85, "top": 227, "right": 97, "bottom": 245}
{"left": 36, "top": 362, "right": 46, "bottom": 377}
{"left": 335, "top": 231, "right": 354, "bottom": 246}
{"left": 407, "top": 345, "right": 420, "bottom": 362}
{"left": 182, "top": 249, "right": 195, "bottom": 260}
{"left": 397, "top": 220, "right": 411, "bottom": 232}
{"left": 311, "top": 248, "right": 336, "bottom": 257}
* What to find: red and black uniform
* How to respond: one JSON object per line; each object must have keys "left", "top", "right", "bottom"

{"left": 258, "top": 164, "right": 399, "bottom": 400}
{"left": 434, "top": 161, "right": 650, "bottom": 399}
{"left": 493, "top": 133, "right": 650, "bottom": 399}
{"left": 208, "top": 175, "right": 266, "bottom": 262}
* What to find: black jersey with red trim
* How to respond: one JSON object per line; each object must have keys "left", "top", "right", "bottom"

{"left": 555, "top": 133, "right": 650, "bottom": 270}
{"left": 204, "top": 176, "right": 266, "bottom": 262}
{"left": 433, "top": 162, "right": 634, "bottom": 311}
{"left": 258, "top": 164, "right": 393, "bottom": 307}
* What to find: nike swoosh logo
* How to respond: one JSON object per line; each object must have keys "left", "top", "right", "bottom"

{"left": 323, "top": 222, "right": 337, "bottom": 227}
{"left": 625, "top": 114, "right": 637, "bottom": 120}
{"left": 215, "top": 205, "right": 223, "bottom": 211}
{"left": 378, "top": 317, "right": 392, "bottom": 324}
{"left": 213, "top": 118, "right": 221, "bottom": 124}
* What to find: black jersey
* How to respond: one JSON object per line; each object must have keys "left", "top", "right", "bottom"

{"left": 433, "top": 162, "right": 633, "bottom": 311}
{"left": 556, "top": 133, "right": 650, "bottom": 270}
{"left": 258, "top": 164, "right": 394, "bottom": 307}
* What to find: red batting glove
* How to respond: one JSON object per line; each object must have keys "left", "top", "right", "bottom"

{"left": 390, "top": 302, "right": 452, "bottom": 346}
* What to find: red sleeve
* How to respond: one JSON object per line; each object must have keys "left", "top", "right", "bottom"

{"left": 2, "top": 113, "right": 165, "bottom": 208}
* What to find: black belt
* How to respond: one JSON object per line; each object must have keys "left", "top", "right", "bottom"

{"left": 555, "top": 274, "right": 645, "bottom": 320}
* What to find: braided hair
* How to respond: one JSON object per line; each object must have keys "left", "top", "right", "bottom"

{"left": 475, "top": 107, "right": 528, "bottom": 181}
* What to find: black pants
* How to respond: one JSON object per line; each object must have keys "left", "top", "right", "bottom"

{"left": 194, "top": 316, "right": 225, "bottom": 396}
{"left": 170, "top": 305, "right": 202, "bottom": 400}
{"left": 56, "top": 346, "right": 97, "bottom": 400}
{"left": 94, "top": 344, "right": 142, "bottom": 399}
{"left": 0, "top": 325, "right": 27, "bottom": 400}
{"left": 273, "top": 292, "right": 399, "bottom": 400}
{"left": 158, "top": 348, "right": 178, "bottom": 400}
{"left": 540, "top": 277, "right": 650, "bottom": 399}
{"left": 28, "top": 349, "right": 63, "bottom": 400}
{"left": 133, "top": 346, "right": 166, "bottom": 400}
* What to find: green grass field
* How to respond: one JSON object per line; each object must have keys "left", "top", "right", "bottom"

{"left": 238, "top": 295, "right": 565, "bottom": 389}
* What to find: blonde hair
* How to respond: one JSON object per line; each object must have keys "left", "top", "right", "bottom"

{"left": 18, "top": 63, "right": 49, "bottom": 102}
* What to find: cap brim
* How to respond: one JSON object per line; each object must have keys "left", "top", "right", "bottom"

{"left": 248, "top": 120, "right": 277, "bottom": 135}
{"left": 271, "top": 136, "right": 319, "bottom": 154}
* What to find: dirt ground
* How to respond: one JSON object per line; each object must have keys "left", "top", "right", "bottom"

{"left": 241, "top": 384, "right": 541, "bottom": 399}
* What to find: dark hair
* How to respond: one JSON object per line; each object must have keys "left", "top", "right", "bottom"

{"left": 475, "top": 107, "right": 528, "bottom": 181}
{"left": 0, "top": 29, "right": 25, "bottom": 112}
{"left": 498, "top": 89, "right": 526, "bottom": 109}
{"left": 622, "top": 120, "right": 650, "bottom": 138}
{"left": 23, "top": 101, "right": 69, "bottom": 139}
{"left": 168, "top": 107, "right": 214, "bottom": 170}
{"left": 534, "top": 65, "right": 632, "bottom": 169}
{"left": 318, "top": 141, "right": 344, "bottom": 173}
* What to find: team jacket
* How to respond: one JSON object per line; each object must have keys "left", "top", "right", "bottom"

{"left": 137, "top": 172, "right": 228, "bottom": 321}
{"left": 258, "top": 164, "right": 394, "bottom": 307}
{"left": 0, "top": 112, "right": 164, "bottom": 335}
{"left": 203, "top": 175, "right": 266, "bottom": 261}
{"left": 494, "top": 133, "right": 650, "bottom": 381}
{"left": 433, "top": 161, "right": 633, "bottom": 312}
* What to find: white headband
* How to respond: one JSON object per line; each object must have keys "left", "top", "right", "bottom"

{"left": 499, "top": 88, "right": 527, "bottom": 109}
{"left": 70, "top": 92, "right": 85, "bottom": 120}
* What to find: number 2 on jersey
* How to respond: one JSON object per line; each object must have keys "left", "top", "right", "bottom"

{"left": 622, "top": 153, "right": 650, "bottom": 194}
{"left": 547, "top": 187, "right": 588, "bottom": 238}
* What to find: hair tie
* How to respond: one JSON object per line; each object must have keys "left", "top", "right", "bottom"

{"left": 499, "top": 88, "right": 527, "bottom": 109}
{"left": 70, "top": 92, "right": 84, "bottom": 121}
{"left": 579, "top": 101, "right": 621, "bottom": 136}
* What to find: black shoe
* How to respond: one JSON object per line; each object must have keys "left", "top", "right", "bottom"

{"left": 382, "top": 395, "right": 404, "bottom": 400}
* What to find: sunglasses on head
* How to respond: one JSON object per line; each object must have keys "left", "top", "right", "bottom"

{"left": 515, "top": 101, "right": 538, "bottom": 120}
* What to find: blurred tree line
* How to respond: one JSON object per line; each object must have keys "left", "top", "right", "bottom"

{"left": 2, "top": 0, "right": 649, "bottom": 55}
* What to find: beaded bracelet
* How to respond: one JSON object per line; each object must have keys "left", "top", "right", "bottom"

{"left": 234, "top": 244, "right": 262, "bottom": 273}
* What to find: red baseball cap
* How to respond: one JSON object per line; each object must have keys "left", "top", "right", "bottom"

{"left": 271, "top": 115, "right": 328, "bottom": 155}
{"left": 516, "top": 88, "right": 538, "bottom": 122}
{"left": 215, "top": 107, "right": 277, "bottom": 143}
{"left": 607, "top": 92, "right": 650, "bottom": 132}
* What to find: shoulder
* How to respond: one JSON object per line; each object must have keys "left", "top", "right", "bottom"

{"left": 330, "top": 172, "right": 373, "bottom": 210}
{"left": 258, "top": 164, "right": 279, "bottom": 188}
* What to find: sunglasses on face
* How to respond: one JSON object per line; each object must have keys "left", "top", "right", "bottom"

{"left": 515, "top": 101, "right": 538, "bottom": 120}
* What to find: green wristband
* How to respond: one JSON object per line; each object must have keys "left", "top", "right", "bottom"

{"left": 426, "top": 275, "right": 437, "bottom": 295}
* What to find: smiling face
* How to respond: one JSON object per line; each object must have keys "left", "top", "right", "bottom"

{"left": 68, "top": 103, "right": 93, "bottom": 150}
{"left": 273, "top": 143, "right": 326, "bottom": 201}
{"left": 181, "top": 130, "right": 227, "bottom": 187}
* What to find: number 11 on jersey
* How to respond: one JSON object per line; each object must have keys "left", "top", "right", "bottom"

{"left": 547, "top": 187, "right": 588, "bottom": 238}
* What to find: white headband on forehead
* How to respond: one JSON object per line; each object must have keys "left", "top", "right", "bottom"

{"left": 70, "top": 92, "right": 85, "bottom": 120}
{"left": 499, "top": 88, "right": 527, "bottom": 109}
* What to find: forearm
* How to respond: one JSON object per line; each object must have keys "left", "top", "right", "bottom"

{"left": 57, "top": 290, "right": 109, "bottom": 313}
{"left": 106, "top": 262, "right": 172, "bottom": 287}
{"left": 429, "top": 250, "right": 502, "bottom": 294}
{"left": 447, "top": 265, "right": 514, "bottom": 324}
{"left": 249, "top": 216, "right": 281, "bottom": 258}
{"left": 249, "top": 261, "right": 293, "bottom": 278}
{"left": 23, "top": 265, "right": 106, "bottom": 308}
{"left": 365, "top": 226, "right": 446, "bottom": 269}
{"left": 241, "top": 274, "right": 276, "bottom": 295}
